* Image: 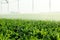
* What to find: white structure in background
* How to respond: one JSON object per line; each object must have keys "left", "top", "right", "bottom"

{"left": 0, "top": 0, "right": 60, "bottom": 13}
{"left": 0, "top": 0, "right": 18, "bottom": 13}
{"left": 19, "top": 0, "right": 32, "bottom": 13}
{"left": 33, "top": 0, "right": 49, "bottom": 13}
{"left": 0, "top": 0, "right": 9, "bottom": 13}
{"left": 51, "top": 0, "right": 60, "bottom": 12}
{"left": 8, "top": 0, "right": 18, "bottom": 12}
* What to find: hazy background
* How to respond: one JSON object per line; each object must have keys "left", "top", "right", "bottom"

{"left": 0, "top": 0, "right": 60, "bottom": 13}
{"left": 0, "top": 0, "right": 60, "bottom": 21}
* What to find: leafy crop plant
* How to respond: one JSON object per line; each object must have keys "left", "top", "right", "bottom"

{"left": 0, "top": 19, "right": 60, "bottom": 40}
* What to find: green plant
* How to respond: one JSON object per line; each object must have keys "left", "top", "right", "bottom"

{"left": 0, "top": 19, "right": 60, "bottom": 40}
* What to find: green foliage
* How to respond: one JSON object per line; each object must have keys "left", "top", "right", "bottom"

{"left": 0, "top": 19, "right": 60, "bottom": 40}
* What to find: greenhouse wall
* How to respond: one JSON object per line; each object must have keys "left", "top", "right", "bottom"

{"left": 0, "top": 0, "right": 60, "bottom": 13}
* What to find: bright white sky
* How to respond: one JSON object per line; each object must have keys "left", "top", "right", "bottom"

{"left": 0, "top": 0, "right": 60, "bottom": 13}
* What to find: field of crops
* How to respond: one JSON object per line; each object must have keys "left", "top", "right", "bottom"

{"left": 0, "top": 19, "right": 60, "bottom": 40}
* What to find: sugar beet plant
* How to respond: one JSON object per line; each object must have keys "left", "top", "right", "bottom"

{"left": 0, "top": 19, "right": 60, "bottom": 40}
